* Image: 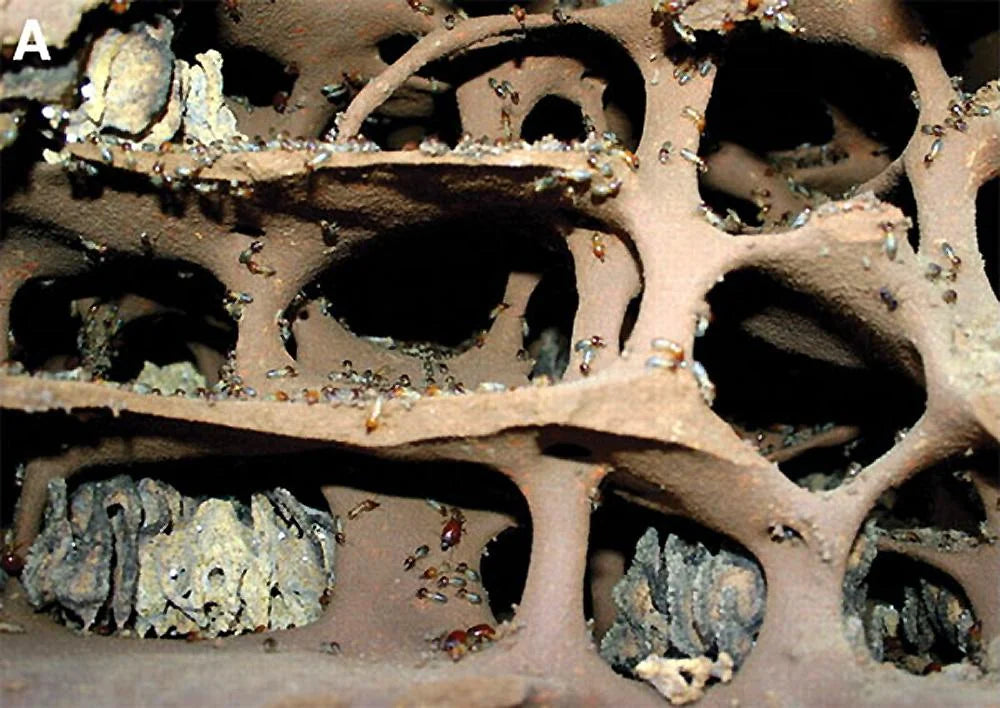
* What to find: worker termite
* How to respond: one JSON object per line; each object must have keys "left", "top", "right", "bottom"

{"left": 502, "top": 80, "right": 519, "bottom": 105}
{"left": 456, "top": 588, "right": 483, "bottom": 604}
{"left": 266, "top": 365, "right": 297, "bottom": 379}
{"left": 790, "top": 208, "right": 811, "bottom": 229}
{"left": 689, "top": 360, "right": 716, "bottom": 405}
{"left": 426, "top": 498, "right": 448, "bottom": 516}
{"left": 591, "top": 232, "right": 607, "bottom": 262}
{"left": 489, "top": 302, "right": 510, "bottom": 320}
{"left": 878, "top": 286, "right": 898, "bottom": 312}
{"left": 941, "top": 242, "right": 961, "bottom": 268}
{"left": 416, "top": 588, "right": 448, "bottom": 603}
{"left": 406, "top": 0, "right": 434, "bottom": 15}
{"left": 334, "top": 516, "right": 345, "bottom": 545}
{"left": 879, "top": 222, "right": 898, "bottom": 260}
{"left": 592, "top": 179, "right": 622, "bottom": 198}
{"left": 347, "top": 498, "right": 380, "bottom": 520}
{"left": 404, "top": 544, "right": 430, "bottom": 571}
{"left": 682, "top": 105, "right": 705, "bottom": 133}
{"left": 679, "top": 147, "right": 707, "bottom": 172}
{"left": 511, "top": 4, "right": 526, "bottom": 26}
{"left": 942, "top": 289, "right": 957, "bottom": 304}
{"left": 923, "top": 137, "right": 942, "bottom": 165}
{"left": 553, "top": 7, "right": 569, "bottom": 22}
{"left": 365, "top": 396, "right": 384, "bottom": 433}
{"left": 307, "top": 151, "right": 331, "bottom": 170}
{"left": 651, "top": 338, "right": 685, "bottom": 363}
{"left": 444, "top": 13, "right": 457, "bottom": 29}
{"left": 658, "top": 141, "right": 673, "bottom": 163}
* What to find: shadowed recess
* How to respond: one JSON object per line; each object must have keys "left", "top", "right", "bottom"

{"left": 9, "top": 259, "right": 236, "bottom": 384}
{"left": 976, "top": 177, "right": 998, "bottom": 298}
{"left": 480, "top": 525, "right": 532, "bottom": 623}
{"left": 844, "top": 547, "right": 984, "bottom": 675}
{"left": 694, "top": 269, "right": 926, "bottom": 490}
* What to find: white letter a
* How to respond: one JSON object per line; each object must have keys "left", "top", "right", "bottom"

{"left": 13, "top": 19, "right": 50, "bottom": 61}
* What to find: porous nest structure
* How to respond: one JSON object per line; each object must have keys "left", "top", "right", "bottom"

{"left": 0, "top": 0, "right": 998, "bottom": 705}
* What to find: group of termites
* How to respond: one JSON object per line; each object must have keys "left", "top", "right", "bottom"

{"left": 920, "top": 77, "right": 995, "bottom": 167}
{"left": 324, "top": 493, "right": 497, "bottom": 661}
{"left": 404, "top": 498, "right": 499, "bottom": 661}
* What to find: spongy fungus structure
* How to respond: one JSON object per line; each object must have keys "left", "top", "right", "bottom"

{"left": 0, "top": 0, "right": 998, "bottom": 706}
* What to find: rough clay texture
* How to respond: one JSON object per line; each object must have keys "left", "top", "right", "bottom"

{"left": 0, "top": 0, "right": 998, "bottom": 707}
{"left": 21, "top": 477, "right": 337, "bottom": 638}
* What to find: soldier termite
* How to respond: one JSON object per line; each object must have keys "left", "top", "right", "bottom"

{"left": 347, "top": 499, "right": 380, "bottom": 520}
{"left": 533, "top": 175, "right": 559, "bottom": 192}
{"left": 266, "top": 365, "right": 297, "bottom": 379}
{"left": 406, "top": 0, "right": 434, "bottom": 15}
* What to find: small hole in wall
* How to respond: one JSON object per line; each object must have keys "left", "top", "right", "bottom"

{"left": 221, "top": 46, "right": 297, "bottom": 109}
{"left": 480, "top": 525, "right": 532, "bottom": 623}
{"left": 694, "top": 269, "right": 926, "bottom": 490}
{"left": 879, "top": 177, "right": 920, "bottom": 253}
{"left": 521, "top": 95, "right": 587, "bottom": 143}
{"left": 378, "top": 34, "right": 421, "bottom": 66}
{"left": 588, "top": 487, "right": 766, "bottom": 692}
{"left": 976, "top": 177, "right": 998, "bottom": 299}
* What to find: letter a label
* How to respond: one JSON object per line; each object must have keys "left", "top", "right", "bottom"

{"left": 13, "top": 19, "right": 50, "bottom": 61}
